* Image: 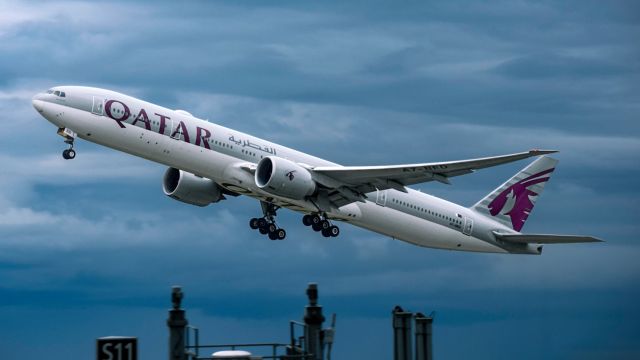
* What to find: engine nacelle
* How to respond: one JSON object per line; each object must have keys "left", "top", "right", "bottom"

{"left": 163, "top": 168, "right": 223, "bottom": 207}
{"left": 255, "top": 156, "right": 316, "bottom": 200}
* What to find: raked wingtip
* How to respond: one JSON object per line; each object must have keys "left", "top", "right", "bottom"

{"left": 529, "top": 149, "right": 559, "bottom": 155}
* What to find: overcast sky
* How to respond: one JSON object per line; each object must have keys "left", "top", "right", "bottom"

{"left": 1, "top": 0, "right": 639, "bottom": 359}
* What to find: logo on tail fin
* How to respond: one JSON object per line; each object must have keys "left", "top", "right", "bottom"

{"left": 488, "top": 168, "right": 554, "bottom": 231}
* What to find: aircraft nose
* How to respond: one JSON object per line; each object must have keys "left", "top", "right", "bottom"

{"left": 32, "top": 95, "right": 45, "bottom": 113}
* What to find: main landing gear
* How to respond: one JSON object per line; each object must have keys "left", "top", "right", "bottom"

{"left": 249, "top": 201, "right": 286, "bottom": 240}
{"left": 248, "top": 202, "right": 340, "bottom": 240}
{"left": 302, "top": 214, "right": 340, "bottom": 238}
{"left": 58, "top": 127, "right": 76, "bottom": 160}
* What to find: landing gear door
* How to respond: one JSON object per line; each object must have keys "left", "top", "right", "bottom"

{"left": 91, "top": 97, "right": 105, "bottom": 115}
{"left": 375, "top": 189, "right": 387, "bottom": 206}
{"left": 463, "top": 217, "right": 473, "bottom": 236}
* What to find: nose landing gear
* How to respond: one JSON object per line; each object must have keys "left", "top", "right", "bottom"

{"left": 58, "top": 127, "right": 77, "bottom": 160}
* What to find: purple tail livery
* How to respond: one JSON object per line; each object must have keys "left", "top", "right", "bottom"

{"left": 472, "top": 156, "right": 558, "bottom": 232}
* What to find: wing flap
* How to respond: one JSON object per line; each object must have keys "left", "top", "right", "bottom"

{"left": 494, "top": 233, "right": 603, "bottom": 244}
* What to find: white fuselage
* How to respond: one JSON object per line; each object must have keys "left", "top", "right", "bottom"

{"left": 33, "top": 86, "right": 539, "bottom": 254}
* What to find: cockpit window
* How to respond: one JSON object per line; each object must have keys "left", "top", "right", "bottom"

{"left": 45, "top": 89, "right": 66, "bottom": 97}
{"left": 46, "top": 89, "right": 66, "bottom": 97}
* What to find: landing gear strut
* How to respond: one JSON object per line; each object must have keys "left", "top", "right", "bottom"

{"left": 302, "top": 214, "right": 340, "bottom": 238}
{"left": 58, "top": 127, "right": 76, "bottom": 160}
{"left": 249, "top": 201, "right": 286, "bottom": 240}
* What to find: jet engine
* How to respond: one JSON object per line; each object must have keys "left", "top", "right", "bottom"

{"left": 255, "top": 156, "right": 316, "bottom": 199}
{"left": 163, "top": 168, "right": 223, "bottom": 207}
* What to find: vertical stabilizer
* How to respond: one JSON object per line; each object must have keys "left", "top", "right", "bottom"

{"left": 471, "top": 156, "right": 558, "bottom": 231}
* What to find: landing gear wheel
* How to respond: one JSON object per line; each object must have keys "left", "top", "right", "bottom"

{"left": 268, "top": 231, "right": 278, "bottom": 240}
{"left": 259, "top": 226, "right": 269, "bottom": 235}
{"left": 62, "top": 149, "right": 75, "bottom": 160}
{"left": 276, "top": 228, "right": 286, "bottom": 240}
{"left": 268, "top": 223, "right": 278, "bottom": 233}
{"left": 311, "top": 215, "right": 322, "bottom": 226}
{"left": 249, "top": 218, "right": 260, "bottom": 229}
{"left": 257, "top": 218, "right": 268, "bottom": 229}
{"left": 302, "top": 215, "right": 313, "bottom": 226}
{"left": 312, "top": 222, "right": 323, "bottom": 232}
{"left": 329, "top": 225, "right": 340, "bottom": 237}
{"left": 321, "top": 228, "right": 332, "bottom": 237}
{"left": 320, "top": 220, "right": 331, "bottom": 230}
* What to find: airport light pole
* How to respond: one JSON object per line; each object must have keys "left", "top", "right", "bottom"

{"left": 168, "top": 286, "right": 189, "bottom": 360}
{"left": 304, "top": 283, "right": 325, "bottom": 360}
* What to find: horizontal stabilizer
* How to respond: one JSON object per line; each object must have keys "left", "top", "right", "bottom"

{"left": 494, "top": 232, "right": 603, "bottom": 244}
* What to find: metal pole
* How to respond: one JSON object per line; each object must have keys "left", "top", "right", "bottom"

{"left": 304, "top": 283, "right": 325, "bottom": 360}
{"left": 167, "top": 286, "right": 189, "bottom": 360}
{"left": 392, "top": 306, "right": 412, "bottom": 360}
{"left": 415, "top": 313, "right": 433, "bottom": 360}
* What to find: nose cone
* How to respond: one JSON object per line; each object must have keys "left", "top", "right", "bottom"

{"left": 32, "top": 95, "right": 44, "bottom": 113}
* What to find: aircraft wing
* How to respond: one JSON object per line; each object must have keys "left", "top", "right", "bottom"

{"left": 493, "top": 233, "right": 603, "bottom": 244}
{"left": 312, "top": 150, "right": 556, "bottom": 206}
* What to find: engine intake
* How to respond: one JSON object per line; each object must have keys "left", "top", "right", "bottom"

{"left": 255, "top": 156, "right": 316, "bottom": 199}
{"left": 163, "top": 168, "right": 223, "bottom": 207}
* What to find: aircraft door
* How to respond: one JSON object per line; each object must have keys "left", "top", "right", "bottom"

{"left": 170, "top": 118, "right": 182, "bottom": 141}
{"left": 153, "top": 117, "right": 174, "bottom": 160}
{"left": 463, "top": 217, "right": 473, "bottom": 236}
{"left": 168, "top": 118, "right": 192, "bottom": 145}
{"left": 91, "top": 97, "right": 105, "bottom": 115}
{"left": 165, "top": 117, "right": 198, "bottom": 169}
{"left": 165, "top": 118, "right": 182, "bottom": 154}
{"left": 375, "top": 189, "right": 387, "bottom": 206}
{"left": 167, "top": 118, "right": 189, "bottom": 150}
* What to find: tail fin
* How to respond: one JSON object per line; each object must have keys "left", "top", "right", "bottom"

{"left": 471, "top": 156, "right": 558, "bottom": 232}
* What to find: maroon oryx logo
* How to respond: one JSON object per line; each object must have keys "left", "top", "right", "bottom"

{"left": 488, "top": 168, "right": 554, "bottom": 231}
{"left": 285, "top": 170, "right": 296, "bottom": 181}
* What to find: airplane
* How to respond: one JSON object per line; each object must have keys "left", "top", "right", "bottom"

{"left": 32, "top": 86, "right": 602, "bottom": 254}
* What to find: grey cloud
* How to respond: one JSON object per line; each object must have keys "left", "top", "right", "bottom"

{"left": 1, "top": 1, "right": 639, "bottom": 359}
{"left": 492, "top": 53, "right": 633, "bottom": 79}
{"left": 1, "top": 0, "right": 636, "bottom": 140}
